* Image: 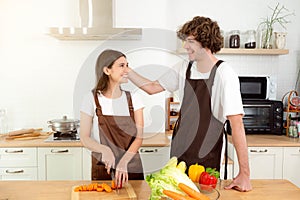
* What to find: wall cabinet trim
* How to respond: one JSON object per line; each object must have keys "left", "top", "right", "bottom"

{"left": 177, "top": 48, "right": 289, "bottom": 55}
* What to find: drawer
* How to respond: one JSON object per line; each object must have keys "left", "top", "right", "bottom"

{"left": 0, "top": 167, "right": 38, "bottom": 180}
{"left": 139, "top": 146, "right": 170, "bottom": 176}
{"left": 0, "top": 147, "right": 37, "bottom": 167}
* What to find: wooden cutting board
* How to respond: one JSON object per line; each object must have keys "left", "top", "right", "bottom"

{"left": 71, "top": 182, "right": 137, "bottom": 200}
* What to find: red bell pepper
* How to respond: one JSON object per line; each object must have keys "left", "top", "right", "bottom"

{"left": 199, "top": 168, "right": 220, "bottom": 189}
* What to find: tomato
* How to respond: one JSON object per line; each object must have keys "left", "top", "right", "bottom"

{"left": 188, "top": 163, "right": 205, "bottom": 182}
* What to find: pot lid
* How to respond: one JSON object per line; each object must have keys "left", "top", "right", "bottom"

{"left": 48, "top": 116, "right": 79, "bottom": 124}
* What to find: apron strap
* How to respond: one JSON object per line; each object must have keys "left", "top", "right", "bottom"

{"left": 93, "top": 91, "right": 103, "bottom": 117}
{"left": 125, "top": 91, "right": 135, "bottom": 121}
{"left": 223, "top": 120, "right": 229, "bottom": 180}
{"left": 205, "top": 60, "right": 224, "bottom": 95}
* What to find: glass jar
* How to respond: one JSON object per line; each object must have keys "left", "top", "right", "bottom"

{"left": 0, "top": 109, "right": 8, "bottom": 134}
{"left": 244, "top": 30, "right": 256, "bottom": 49}
{"left": 229, "top": 30, "right": 240, "bottom": 48}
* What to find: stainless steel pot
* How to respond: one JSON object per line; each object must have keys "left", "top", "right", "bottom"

{"left": 48, "top": 115, "right": 79, "bottom": 132}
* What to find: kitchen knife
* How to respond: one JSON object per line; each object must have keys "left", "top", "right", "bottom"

{"left": 110, "top": 169, "right": 119, "bottom": 194}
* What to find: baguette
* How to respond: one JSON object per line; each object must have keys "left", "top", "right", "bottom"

{"left": 8, "top": 128, "right": 35, "bottom": 136}
{"left": 5, "top": 132, "right": 41, "bottom": 140}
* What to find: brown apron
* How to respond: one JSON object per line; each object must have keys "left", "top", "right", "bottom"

{"left": 171, "top": 60, "right": 225, "bottom": 171}
{"left": 91, "top": 91, "right": 144, "bottom": 180}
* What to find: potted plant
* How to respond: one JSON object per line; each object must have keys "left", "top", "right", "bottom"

{"left": 258, "top": 3, "right": 295, "bottom": 49}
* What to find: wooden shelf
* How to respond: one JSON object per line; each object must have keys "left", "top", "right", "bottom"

{"left": 165, "top": 97, "right": 180, "bottom": 131}
{"left": 177, "top": 48, "right": 289, "bottom": 55}
{"left": 283, "top": 90, "right": 299, "bottom": 137}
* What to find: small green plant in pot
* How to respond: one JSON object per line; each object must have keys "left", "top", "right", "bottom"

{"left": 258, "top": 3, "right": 295, "bottom": 49}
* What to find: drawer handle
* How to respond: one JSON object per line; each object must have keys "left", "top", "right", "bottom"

{"left": 250, "top": 149, "right": 268, "bottom": 153}
{"left": 51, "top": 149, "right": 69, "bottom": 153}
{"left": 5, "top": 169, "right": 24, "bottom": 174}
{"left": 5, "top": 149, "right": 23, "bottom": 153}
{"left": 140, "top": 149, "right": 158, "bottom": 153}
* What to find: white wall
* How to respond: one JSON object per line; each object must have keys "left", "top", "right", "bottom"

{"left": 0, "top": 0, "right": 299, "bottom": 132}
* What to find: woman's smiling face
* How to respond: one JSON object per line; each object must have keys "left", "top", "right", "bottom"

{"left": 106, "top": 56, "right": 129, "bottom": 84}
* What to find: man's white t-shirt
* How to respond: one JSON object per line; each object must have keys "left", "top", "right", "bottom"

{"left": 158, "top": 60, "right": 244, "bottom": 123}
{"left": 80, "top": 91, "right": 144, "bottom": 143}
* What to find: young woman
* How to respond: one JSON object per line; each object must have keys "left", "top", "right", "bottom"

{"left": 80, "top": 49, "right": 144, "bottom": 187}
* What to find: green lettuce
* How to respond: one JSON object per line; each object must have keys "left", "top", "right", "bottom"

{"left": 146, "top": 157, "right": 199, "bottom": 200}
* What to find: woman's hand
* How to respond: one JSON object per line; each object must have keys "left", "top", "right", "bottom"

{"left": 101, "top": 146, "right": 115, "bottom": 174}
{"left": 115, "top": 159, "right": 129, "bottom": 188}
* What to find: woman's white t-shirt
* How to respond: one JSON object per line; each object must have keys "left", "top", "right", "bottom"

{"left": 158, "top": 60, "right": 244, "bottom": 123}
{"left": 80, "top": 91, "right": 144, "bottom": 143}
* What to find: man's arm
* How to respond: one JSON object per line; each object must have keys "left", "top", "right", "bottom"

{"left": 225, "top": 114, "right": 252, "bottom": 192}
{"left": 127, "top": 68, "right": 165, "bottom": 95}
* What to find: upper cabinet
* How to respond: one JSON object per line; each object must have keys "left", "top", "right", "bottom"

{"left": 177, "top": 47, "right": 289, "bottom": 55}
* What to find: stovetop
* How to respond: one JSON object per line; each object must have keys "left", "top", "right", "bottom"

{"left": 44, "top": 131, "right": 80, "bottom": 142}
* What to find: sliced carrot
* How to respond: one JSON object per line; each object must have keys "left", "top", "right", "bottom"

{"left": 111, "top": 180, "right": 117, "bottom": 189}
{"left": 92, "top": 183, "right": 98, "bottom": 191}
{"left": 74, "top": 186, "right": 80, "bottom": 192}
{"left": 163, "top": 189, "right": 196, "bottom": 200}
{"left": 102, "top": 183, "right": 112, "bottom": 193}
{"left": 87, "top": 183, "right": 94, "bottom": 191}
{"left": 82, "top": 185, "right": 87, "bottom": 191}
{"left": 178, "top": 183, "right": 210, "bottom": 200}
{"left": 97, "top": 187, "right": 104, "bottom": 192}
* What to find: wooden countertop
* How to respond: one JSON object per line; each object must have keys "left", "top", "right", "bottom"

{"left": 228, "top": 134, "right": 300, "bottom": 147}
{"left": 0, "top": 179, "right": 299, "bottom": 200}
{"left": 2, "top": 132, "right": 300, "bottom": 148}
{"left": 0, "top": 132, "right": 170, "bottom": 147}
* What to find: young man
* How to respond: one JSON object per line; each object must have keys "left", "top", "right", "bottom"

{"left": 127, "top": 16, "right": 252, "bottom": 192}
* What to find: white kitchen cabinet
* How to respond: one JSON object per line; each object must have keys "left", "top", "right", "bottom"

{"left": 0, "top": 147, "right": 38, "bottom": 180}
{"left": 139, "top": 146, "right": 170, "bottom": 178}
{"left": 248, "top": 147, "right": 283, "bottom": 179}
{"left": 283, "top": 147, "right": 300, "bottom": 187}
{"left": 38, "top": 147, "right": 82, "bottom": 180}
{"left": 82, "top": 147, "right": 92, "bottom": 180}
{"left": 228, "top": 143, "right": 283, "bottom": 179}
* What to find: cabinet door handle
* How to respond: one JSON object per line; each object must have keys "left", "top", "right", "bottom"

{"left": 50, "top": 149, "right": 69, "bottom": 153}
{"left": 5, "top": 169, "right": 24, "bottom": 174}
{"left": 5, "top": 149, "right": 23, "bottom": 153}
{"left": 250, "top": 149, "right": 268, "bottom": 153}
{"left": 140, "top": 149, "right": 158, "bottom": 153}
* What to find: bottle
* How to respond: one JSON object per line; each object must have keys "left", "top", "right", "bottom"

{"left": 0, "top": 109, "right": 8, "bottom": 134}
{"left": 244, "top": 30, "right": 256, "bottom": 49}
{"left": 229, "top": 30, "right": 240, "bottom": 48}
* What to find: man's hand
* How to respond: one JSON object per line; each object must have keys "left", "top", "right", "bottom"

{"left": 224, "top": 173, "right": 252, "bottom": 192}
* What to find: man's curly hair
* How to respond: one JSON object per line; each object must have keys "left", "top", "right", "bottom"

{"left": 177, "top": 16, "right": 224, "bottom": 54}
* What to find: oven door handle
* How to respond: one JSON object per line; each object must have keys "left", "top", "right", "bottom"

{"left": 243, "top": 104, "right": 271, "bottom": 108}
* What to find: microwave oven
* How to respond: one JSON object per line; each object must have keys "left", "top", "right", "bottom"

{"left": 227, "top": 99, "right": 284, "bottom": 135}
{"left": 239, "top": 76, "right": 277, "bottom": 100}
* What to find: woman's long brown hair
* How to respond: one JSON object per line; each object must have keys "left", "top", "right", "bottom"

{"left": 92, "top": 49, "right": 126, "bottom": 94}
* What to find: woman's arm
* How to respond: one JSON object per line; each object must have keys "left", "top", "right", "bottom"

{"left": 116, "top": 108, "right": 144, "bottom": 184}
{"left": 80, "top": 112, "right": 115, "bottom": 172}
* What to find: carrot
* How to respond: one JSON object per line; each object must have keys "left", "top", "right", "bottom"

{"left": 178, "top": 183, "right": 210, "bottom": 200}
{"left": 97, "top": 187, "right": 104, "bottom": 192}
{"left": 74, "top": 186, "right": 80, "bottom": 192}
{"left": 87, "top": 183, "right": 94, "bottom": 191}
{"left": 102, "top": 183, "right": 112, "bottom": 193}
{"left": 111, "top": 180, "right": 117, "bottom": 189}
{"left": 163, "top": 189, "right": 196, "bottom": 200}
{"left": 82, "top": 185, "right": 87, "bottom": 191}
